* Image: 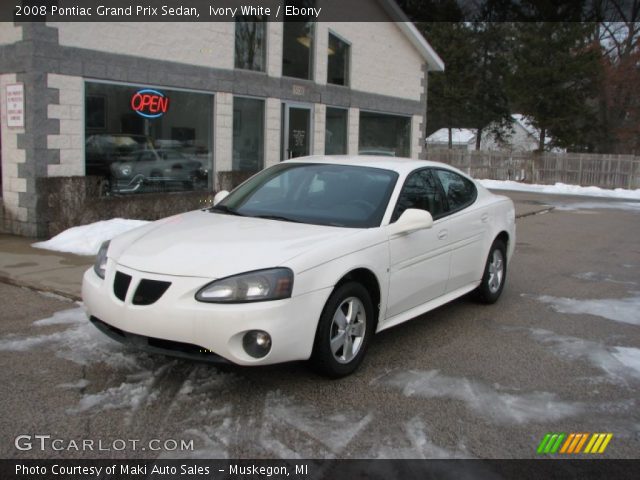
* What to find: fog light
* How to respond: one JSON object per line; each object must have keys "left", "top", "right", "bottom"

{"left": 242, "top": 330, "right": 272, "bottom": 359}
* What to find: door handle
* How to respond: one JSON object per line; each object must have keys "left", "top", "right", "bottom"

{"left": 481, "top": 212, "right": 489, "bottom": 223}
{"left": 437, "top": 230, "right": 448, "bottom": 240}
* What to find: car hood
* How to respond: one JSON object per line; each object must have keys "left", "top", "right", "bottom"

{"left": 111, "top": 210, "right": 359, "bottom": 278}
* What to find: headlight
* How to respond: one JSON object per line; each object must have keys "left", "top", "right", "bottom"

{"left": 195, "top": 268, "right": 293, "bottom": 303}
{"left": 93, "top": 240, "right": 110, "bottom": 279}
{"left": 119, "top": 165, "right": 132, "bottom": 176}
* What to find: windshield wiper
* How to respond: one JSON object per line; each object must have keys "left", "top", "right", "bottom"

{"left": 209, "top": 205, "right": 245, "bottom": 216}
{"left": 253, "top": 214, "right": 302, "bottom": 223}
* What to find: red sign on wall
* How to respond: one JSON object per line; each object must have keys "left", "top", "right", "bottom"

{"left": 130, "top": 89, "right": 169, "bottom": 119}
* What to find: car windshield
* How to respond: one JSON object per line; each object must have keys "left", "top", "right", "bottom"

{"left": 214, "top": 163, "right": 399, "bottom": 228}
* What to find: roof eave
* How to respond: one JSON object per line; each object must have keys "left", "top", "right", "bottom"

{"left": 376, "top": 0, "right": 445, "bottom": 72}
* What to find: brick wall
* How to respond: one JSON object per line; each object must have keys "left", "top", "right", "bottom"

{"left": 347, "top": 107, "right": 359, "bottom": 155}
{"left": 46, "top": 74, "right": 84, "bottom": 176}
{"left": 51, "top": 22, "right": 235, "bottom": 70}
{"left": 214, "top": 92, "right": 233, "bottom": 180}
{"left": 411, "top": 114, "right": 424, "bottom": 159}
{"left": 0, "top": 24, "right": 22, "bottom": 45}
{"left": 313, "top": 103, "right": 326, "bottom": 155}
{"left": 323, "top": 22, "right": 424, "bottom": 102}
{"left": 265, "top": 98, "right": 282, "bottom": 167}
{"left": 0, "top": 74, "right": 28, "bottom": 231}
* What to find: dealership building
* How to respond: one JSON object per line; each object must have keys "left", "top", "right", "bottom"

{"left": 0, "top": 8, "right": 443, "bottom": 237}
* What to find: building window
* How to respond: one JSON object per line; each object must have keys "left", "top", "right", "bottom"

{"left": 235, "top": 18, "right": 266, "bottom": 72}
{"left": 282, "top": 22, "right": 314, "bottom": 80}
{"left": 233, "top": 97, "right": 264, "bottom": 173}
{"left": 359, "top": 111, "right": 411, "bottom": 157}
{"left": 327, "top": 33, "right": 350, "bottom": 86}
{"left": 325, "top": 107, "right": 348, "bottom": 155}
{"left": 84, "top": 82, "right": 213, "bottom": 195}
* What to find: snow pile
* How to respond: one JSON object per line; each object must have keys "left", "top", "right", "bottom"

{"left": 479, "top": 179, "right": 640, "bottom": 200}
{"left": 32, "top": 218, "right": 149, "bottom": 256}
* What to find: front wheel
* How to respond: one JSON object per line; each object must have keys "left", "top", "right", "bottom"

{"left": 476, "top": 239, "right": 507, "bottom": 304}
{"left": 310, "top": 282, "right": 374, "bottom": 378}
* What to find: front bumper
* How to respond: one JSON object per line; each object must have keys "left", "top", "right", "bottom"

{"left": 82, "top": 262, "right": 332, "bottom": 366}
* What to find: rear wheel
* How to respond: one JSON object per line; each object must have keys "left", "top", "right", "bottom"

{"left": 476, "top": 239, "right": 507, "bottom": 304}
{"left": 310, "top": 282, "right": 374, "bottom": 378}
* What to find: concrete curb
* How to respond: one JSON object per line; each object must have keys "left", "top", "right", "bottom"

{"left": 515, "top": 206, "right": 555, "bottom": 219}
{"left": 0, "top": 274, "right": 81, "bottom": 302}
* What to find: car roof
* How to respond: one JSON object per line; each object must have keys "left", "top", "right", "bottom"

{"left": 282, "top": 155, "right": 461, "bottom": 176}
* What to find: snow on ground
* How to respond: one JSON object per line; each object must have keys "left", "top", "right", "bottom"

{"left": 574, "top": 272, "right": 637, "bottom": 286}
{"left": 0, "top": 307, "right": 144, "bottom": 369}
{"left": 32, "top": 218, "right": 149, "bottom": 256}
{"left": 552, "top": 200, "right": 640, "bottom": 211}
{"left": 536, "top": 294, "right": 640, "bottom": 326}
{"left": 479, "top": 179, "right": 640, "bottom": 200}
{"left": 526, "top": 328, "right": 640, "bottom": 382}
{"left": 260, "top": 391, "right": 372, "bottom": 458}
{"left": 58, "top": 379, "right": 90, "bottom": 390}
{"left": 373, "top": 416, "right": 473, "bottom": 460}
{"left": 379, "top": 370, "right": 583, "bottom": 424}
{"left": 0, "top": 307, "right": 375, "bottom": 458}
{"left": 612, "top": 348, "right": 640, "bottom": 375}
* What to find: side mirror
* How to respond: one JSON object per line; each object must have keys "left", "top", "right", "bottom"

{"left": 388, "top": 208, "right": 433, "bottom": 236}
{"left": 212, "top": 190, "right": 229, "bottom": 206}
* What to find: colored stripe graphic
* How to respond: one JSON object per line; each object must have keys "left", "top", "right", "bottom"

{"left": 574, "top": 433, "right": 589, "bottom": 453}
{"left": 550, "top": 433, "right": 565, "bottom": 453}
{"left": 538, "top": 433, "right": 613, "bottom": 454}
{"left": 537, "top": 433, "right": 566, "bottom": 454}
{"left": 584, "top": 433, "right": 613, "bottom": 454}
{"left": 560, "top": 433, "right": 575, "bottom": 453}
{"left": 537, "top": 434, "right": 552, "bottom": 454}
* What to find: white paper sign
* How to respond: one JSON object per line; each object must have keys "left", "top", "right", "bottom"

{"left": 6, "top": 83, "right": 24, "bottom": 128}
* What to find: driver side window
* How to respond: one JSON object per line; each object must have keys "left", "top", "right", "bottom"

{"left": 392, "top": 169, "right": 445, "bottom": 222}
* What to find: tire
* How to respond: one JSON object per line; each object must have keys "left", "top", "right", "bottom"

{"left": 310, "top": 282, "right": 374, "bottom": 378}
{"left": 476, "top": 239, "right": 507, "bottom": 304}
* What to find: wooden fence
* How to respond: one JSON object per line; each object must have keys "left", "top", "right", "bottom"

{"left": 427, "top": 149, "right": 640, "bottom": 190}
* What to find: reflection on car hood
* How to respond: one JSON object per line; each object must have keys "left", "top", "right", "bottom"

{"left": 112, "top": 210, "right": 359, "bottom": 278}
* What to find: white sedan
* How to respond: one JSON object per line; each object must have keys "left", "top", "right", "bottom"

{"left": 83, "top": 156, "right": 515, "bottom": 377}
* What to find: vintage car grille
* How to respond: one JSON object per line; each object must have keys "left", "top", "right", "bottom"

{"left": 132, "top": 279, "right": 171, "bottom": 305}
{"left": 113, "top": 272, "right": 171, "bottom": 305}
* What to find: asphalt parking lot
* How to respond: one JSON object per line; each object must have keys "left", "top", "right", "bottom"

{"left": 0, "top": 192, "right": 639, "bottom": 459}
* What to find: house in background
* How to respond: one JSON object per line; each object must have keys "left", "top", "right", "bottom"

{"left": 424, "top": 128, "right": 476, "bottom": 150}
{"left": 426, "top": 114, "right": 562, "bottom": 153}
{"left": 481, "top": 114, "right": 555, "bottom": 153}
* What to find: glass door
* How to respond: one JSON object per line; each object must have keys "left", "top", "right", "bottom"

{"left": 282, "top": 103, "right": 313, "bottom": 160}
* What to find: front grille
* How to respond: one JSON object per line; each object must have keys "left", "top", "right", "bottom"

{"left": 89, "top": 316, "right": 228, "bottom": 364}
{"left": 113, "top": 271, "right": 132, "bottom": 301}
{"left": 132, "top": 279, "right": 171, "bottom": 305}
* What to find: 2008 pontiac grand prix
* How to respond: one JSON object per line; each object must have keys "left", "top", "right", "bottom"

{"left": 83, "top": 155, "right": 515, "bottom": 377}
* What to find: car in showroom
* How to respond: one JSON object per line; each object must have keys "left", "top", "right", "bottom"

{"left": 83, "top": 156, "right": 515, "bottom": 377}
{"left": 109, "top": 149, "right": 208, "bottom": 193}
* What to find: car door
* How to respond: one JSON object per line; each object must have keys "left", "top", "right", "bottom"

{"left": 433, "top": 169, "right": 489, "bottom": 293}
{"left": 385, "top": 169, "right": 451, "bottom": 319}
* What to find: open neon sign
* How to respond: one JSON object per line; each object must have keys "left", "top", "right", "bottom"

{"left": 131, "top": 89, "right": 169, "bottom": 118}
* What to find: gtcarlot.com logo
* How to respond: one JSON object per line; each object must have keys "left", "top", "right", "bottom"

{"left": 15, "top": 435, "right": 194, "bottom": 452}
{"left": 537, "top": 432, "right": 613, "bottom": 455}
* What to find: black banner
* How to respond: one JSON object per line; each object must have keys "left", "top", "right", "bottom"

{"left": 5, "top": 0, "right": 640, "bottom": 22}
{"left": 3, "top": 459, "right": 640, "bottom": 480}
